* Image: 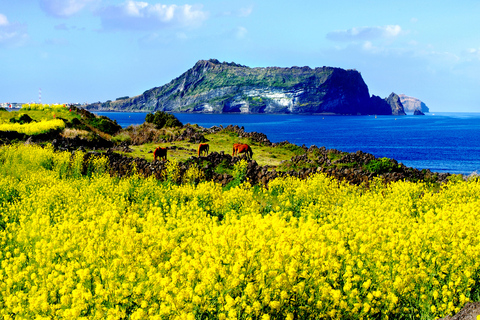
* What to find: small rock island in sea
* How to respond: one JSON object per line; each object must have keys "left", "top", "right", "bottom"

{"left": 398, "top": 94, "right": 430, "bottom": 114}
{"left": 85, "top": 59, "right": 407, "bottom": 116}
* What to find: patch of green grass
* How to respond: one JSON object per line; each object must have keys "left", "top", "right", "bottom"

{"left": 278, "top": 143, "right": 305, "bottom": 156}
{"left": 364, "top": 157, "right": 398, "bottom": 174}
{"left": 336, "top": 162, "right": 357, "bottom": 168}
{"left": 327, "top": 151, "right": 344, "bottom": 162}
{"left": 0, "top": 109, "right": 80, "bottom": 124}
{"left": 118, "top": 130, "right": 302, "bottom": 168}
{"left": 214, "top": 159, "right": 233, "bottom": 175}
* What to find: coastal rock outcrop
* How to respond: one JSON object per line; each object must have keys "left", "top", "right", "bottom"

{"left": 398, "top": 94, "right": 430, "bottom": 113}
{"left": 386, "top": 92, "right": 407, "bottom": 116}
{"left": 85, "top": 59, "right": 405, "bottom": 116}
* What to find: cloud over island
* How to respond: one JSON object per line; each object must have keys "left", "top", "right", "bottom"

{"left": 98, "top": 1, "right": 209, "bottom": 31}
{"left": 327, "top": 25, "right": 403, "bottom": 42}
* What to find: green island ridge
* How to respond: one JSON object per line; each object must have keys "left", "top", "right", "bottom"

{"left": 84, "top": 59, "right": 407, "bottom": 116}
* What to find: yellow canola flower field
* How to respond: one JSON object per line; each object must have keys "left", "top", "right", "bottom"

{"left": 0, "top": 144, "right": 479, "bottom": 320}
{"left": 20, "top": 103, "right": 69, "bottom": 111}
{"left": 0, "top": 119, "right": 65, "bottom": 135}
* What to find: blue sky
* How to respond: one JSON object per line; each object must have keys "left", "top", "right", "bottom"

{"left": 1, "top": 0, "right": 479, "bottom": 112}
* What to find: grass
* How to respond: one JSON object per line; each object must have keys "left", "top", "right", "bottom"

{"left": 124, "top": 142, "right": 198, "bottom": 161}
{"left": 119, "top": 130, "right": 296, "bottom": 169}
{"left": 0, "top": 109, "right": 80, "bottom": 124}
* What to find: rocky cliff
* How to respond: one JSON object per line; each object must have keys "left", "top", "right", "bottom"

{"left": 398, "top": 94, "right": 430, "bottom": 113}
{"left": 85, "top": 59, "right": 405, "bottom": 115}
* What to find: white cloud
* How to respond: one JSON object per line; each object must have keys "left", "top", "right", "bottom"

{"left": 0, "top": 14, "right": 9, "bottom": 26}
{"left": 0, "top": 14, "right": 28, "bottom": 47}
{"left": 40, "top": 0, "right": 97, "bottom": 17}
{"left": 99, "top": 1, "right": 208, "bottom": 31}
{"left": 238, "top": 6, "right": 253, "bottom": 17}
{"left": 235, "top": 26, "right": 247, "bottom": 39}
{"left": 467, "top": 48, "right": 480, "bottom": 59}
{"left": 327, "top": 25, "right": 403, "bottom": 42}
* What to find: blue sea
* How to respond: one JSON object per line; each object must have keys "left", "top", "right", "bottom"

{"left": 95, "top": 111, "right": 480, "bottom": 175}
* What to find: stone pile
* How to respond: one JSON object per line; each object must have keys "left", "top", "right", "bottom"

{"left": 52, "top": 136, "right": 113, "bottom": 152}
{"left": 222, "top": 125, "right": 272, "bottom": 145}
{"left": 82, "top": 146, "right": 454, "bottom": 187}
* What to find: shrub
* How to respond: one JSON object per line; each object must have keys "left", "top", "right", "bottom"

{"left": 364, "top": 157, "right": 398, "bottom": 174}
{"left": 9, "top": 113, "right": 34, "bottom": 125}
{"left": 88, "top": 116, "right": 122, "bottom": 135}
{"left": 145, "top": 111, "right": 183, "bottom": 129}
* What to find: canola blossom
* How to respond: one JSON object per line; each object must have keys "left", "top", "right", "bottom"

{"left": 0, "top": 144, "right": 479, "bottom": 319}
{"left": 0, "top": 119, "right": 65, "bottom": 135}
{"left": 20, "top": 103, "right": 69, "bottom": 111}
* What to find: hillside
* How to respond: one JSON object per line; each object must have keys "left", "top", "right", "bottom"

{"left": 85, "top": 59, "right": 406, "bottom": 115}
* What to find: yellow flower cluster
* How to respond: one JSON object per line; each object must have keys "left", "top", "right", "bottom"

{"left": 1, "top": 144, "right": 479, "bottom": 319}
{"left": 20, "top": 103, "right": 68, "bottom": 111}
{"left": 0, "top": 119, "right": 65, "bottom": 135}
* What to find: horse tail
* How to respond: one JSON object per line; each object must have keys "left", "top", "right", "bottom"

{"left": 198, "top": 145, "right": 201, "bottom": 157}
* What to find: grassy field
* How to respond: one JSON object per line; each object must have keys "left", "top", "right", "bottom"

{"left": 0, "top": 106, "right": 79, "bottom": 124}
{"left": 119, "top": 130, "right": 302, "bottom": 168}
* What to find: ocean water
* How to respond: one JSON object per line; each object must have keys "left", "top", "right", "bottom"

{"left": 95, "top": 111, "right": 480, "bottom": 175}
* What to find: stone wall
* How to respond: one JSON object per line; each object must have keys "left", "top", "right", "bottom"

{"left": 83, "top": 146, "right": 453, "bottom": 187}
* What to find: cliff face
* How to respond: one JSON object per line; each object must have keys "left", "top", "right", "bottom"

{"left": 85, "top": 59, "right": 404, "bottom": 115}
{"left": 386, "top": 93, "right": 407, "bottom": 116}
{"left": 398, "top": 94, "right": 429, "bottom": 113}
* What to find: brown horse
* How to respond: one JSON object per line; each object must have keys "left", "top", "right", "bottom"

{"left": 232, "top": 143, "right": 242, "bottom": 156}
{"left": 232, "top": 143, "right": 253, "bottom": 159}
{"left": 198, "top": 143, "right": 209, "bottom": 157}
{"left": 153, "top": 147, "right": 167, "bottom": 161}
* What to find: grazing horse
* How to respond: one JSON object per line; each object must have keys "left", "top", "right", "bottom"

{"left": 232, "top": 143, "right": 253, "bottom": 159}
{"left": 232, "top": 143, "right": 242, "bottom": 156}
{"left": 198, "top": 143, "right": 209, "bottom": 157}
{"left": 153, "top": 147, "right": 167, "bottom": 161}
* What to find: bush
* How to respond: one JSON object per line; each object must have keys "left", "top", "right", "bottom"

{"left": 88, "top": 116, "right": 122, "bottom": 135}
{"left": 145, "top": 111, "right": 183, "bottom": 129}
{"left": 364, "top": 157, "right": 398, "bottom": 174}
{"left": 9, "top": 113, "right": 34, "bottom": 125}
